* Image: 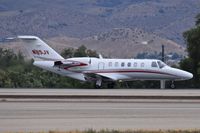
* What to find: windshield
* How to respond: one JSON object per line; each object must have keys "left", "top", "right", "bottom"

{"left": 157, "top": 61, "right": 166, "bottom": 68}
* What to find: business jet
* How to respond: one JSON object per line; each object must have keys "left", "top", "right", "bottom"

{"left": 9, "top": 36, "right": 193, "bottom": 88}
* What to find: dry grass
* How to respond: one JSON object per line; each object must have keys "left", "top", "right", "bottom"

{"left": 10, "top": 129, "right": 200, "bottom": 133}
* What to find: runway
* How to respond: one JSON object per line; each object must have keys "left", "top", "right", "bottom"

{"left": 0, "top": 89, "right": 200, "bottom": 132}
{"left": 1, "top": 89, "right": 200, "bottom": 98}
{"left": 1, "top": 99, "right": 200, "bottom": 132}
{"left": 1, "top": 88, "right": 200, "bottom": 96}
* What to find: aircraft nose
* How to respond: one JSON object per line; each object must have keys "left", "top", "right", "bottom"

{"left": 172, "top": 68, "right": 193, "bottom": 80}
{"left": 182, "top": 71, "right": 193, "bottom": 80}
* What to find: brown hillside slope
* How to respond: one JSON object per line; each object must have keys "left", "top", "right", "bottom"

{"left": 0, "top": 28, "right": 185, "bottom": 58}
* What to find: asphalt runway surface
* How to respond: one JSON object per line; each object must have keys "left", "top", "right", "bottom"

{"left": 1, "top": 88, "right": 200, "bottom": 96}
{"left": 0, "top": 89, "right": 200, "bottom": 132}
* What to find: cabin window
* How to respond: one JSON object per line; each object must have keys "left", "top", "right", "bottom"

{"left": 121, "top": 62, "right": 125, "bottom": 67}
{"left": 115, "top": 62, "right": 119, "bottom": 67}
{"left": 134, "top": 62, "right": 137, "bottom": 67}
{"left": 157, "top": 61, "right": 166, "bottom": 68}
{"left": 141, "top": 63, "right": 145, "bottom": 67}
{"left": 151, "top": 62, "right": 158, "bottom": 67}
{"left": 108, "top": 62, "right": 112, "bottom": 67}
{"left": 127, "top": 62, "right": 131, "bottom": 67}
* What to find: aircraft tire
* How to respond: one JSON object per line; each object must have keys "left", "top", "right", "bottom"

{"left": 107, "top": 82, "right": 115, "bottom": 89}
{"left": 170, "top": 81, "right": 176, "bottom": 89}
{"left": 95, "top": 85, "right": 101, "bottom": 89}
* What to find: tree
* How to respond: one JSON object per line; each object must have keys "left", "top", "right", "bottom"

{"left": 61, "top": 48, "right": 75, "bottom": 58}
{"left": 0, "top": 46, "right": 98, "bottom": 88}
{"left": 74, "top": 45, "right": 87, "bottom": 57}
{"left": 62, "top": 45, "right": 98, "bottom": 58}
{"left": 196, "top": 13, "right": 200, "bottom": 26}
{"left": 181, "top": 14, "right": 200, "bottom": 87}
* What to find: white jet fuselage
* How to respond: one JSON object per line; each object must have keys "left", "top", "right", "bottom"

{"left": 34, "top": 57, "right": 193, "bottom": 82}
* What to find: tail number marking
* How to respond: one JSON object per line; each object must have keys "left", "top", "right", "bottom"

{"left": 32, "top": 50, "right": 49, "bottom": 55}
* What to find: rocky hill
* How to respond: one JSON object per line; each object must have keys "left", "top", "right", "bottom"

{"left": 1, "top": 28, "right": 185, "bottom": 58}
{"left": 0, "top": 0, "right": 199, "bottom": 58}
{"left": 0, "top": 0, "right": 200, "bottom": 45}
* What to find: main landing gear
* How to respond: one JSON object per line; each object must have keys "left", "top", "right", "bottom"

{"left": 95, "top": 78, "right": 102, "bottom": 89}
{"left": 107, "top": 82, "right": 115, "bottom": 89}
{"left": 94, "top": 79, "right": 115, "bottom": 89}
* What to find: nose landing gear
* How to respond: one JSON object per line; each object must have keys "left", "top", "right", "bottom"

{"left": 170, "top": 81, "right": 175, "bottom": 89}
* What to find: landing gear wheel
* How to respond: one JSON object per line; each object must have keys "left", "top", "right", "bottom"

{"left": 95, "top": 78, "right": 102, "bottom": 89}
{"left": 170, "top": 81, "right": 175, "bottom": 89}
{"left": 107, "top": 82, "right": 115, "bottom": 89}
{"left": 95, "top": 85, "right": 101, "bottom": 89}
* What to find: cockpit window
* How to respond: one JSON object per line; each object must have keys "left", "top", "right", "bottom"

{"left": 157, "top": 61, "right": 166, "bottom": 68}
{"left": 151, "top": 62, "right": 158, "bottom": 67}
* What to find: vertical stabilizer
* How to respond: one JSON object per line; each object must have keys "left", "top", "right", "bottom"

{"left": 17, "top": 36, "right": 64, "bottom": 61}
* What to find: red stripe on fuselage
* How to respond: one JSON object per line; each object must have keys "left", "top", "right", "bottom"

{"left": 85, "top": 70, "right": 177, "bottom": 77}
{"left": 66, "top": 68, "right": 177, "bottom": 77}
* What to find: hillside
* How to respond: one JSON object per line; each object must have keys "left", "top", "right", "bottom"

{"left": 1, "top": 28, "right": 185, "bottom": 58}
{"left": 0, "top": 0, "right": 200, "bottom": 45}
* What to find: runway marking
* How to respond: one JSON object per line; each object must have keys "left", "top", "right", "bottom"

{"left": 1, "top": 99, "right": 200, "bottom": 104}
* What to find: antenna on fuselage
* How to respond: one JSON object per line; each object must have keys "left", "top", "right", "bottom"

{"left": 99, "top": 54, "right": 103, "bottom": 59}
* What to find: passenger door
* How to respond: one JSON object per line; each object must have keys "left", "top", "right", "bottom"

{"left": 98, "top": 62, "right": 105, "bottom": 70}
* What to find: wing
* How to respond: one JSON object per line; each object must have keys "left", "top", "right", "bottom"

{"left": 84, "top": 72, "right": 129, "bottom": 81}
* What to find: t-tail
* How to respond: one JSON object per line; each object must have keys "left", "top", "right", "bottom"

{"left": 14, "top": 36, "right": 64, "bottom": 61}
